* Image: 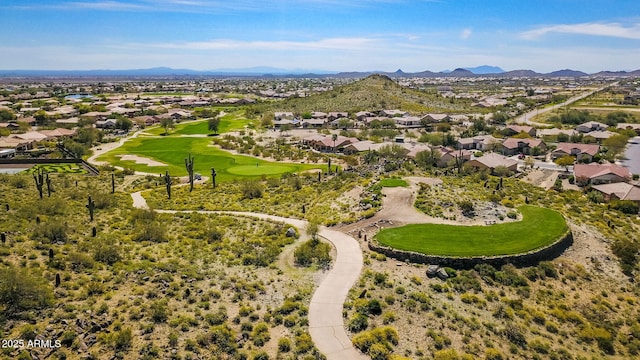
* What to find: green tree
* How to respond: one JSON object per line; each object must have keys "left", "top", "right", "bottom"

{"left": 602, "top": 133, "right": 630, "bottom": 159}
{"left": 415, "top": 149, "right": 441, "bottom": 169}
{"left": 115, "top": 117, "right": 133, "bottom": 131}
{"left": 0, "top": 108, "right": 16, "bottom": 121}
{"left": 208, "top": 117, "right": 221, "bottom": 134}
{"left": 34, "top": 110, "right": 49, "bottom": 125}
{"left": 554, "top": 155, "right": 575, "bottom": 170}
{"left": 160, "top": 117, "right": 174, "bottom": 135}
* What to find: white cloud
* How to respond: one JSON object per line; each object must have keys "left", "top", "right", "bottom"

{"left": 521, "top": 22, "right": 640, "bottom": 40}
{"left": 460, "top": 28, "right": 472, "bottom": 40}
{"left": 135, "top": 37, "right": 379, "bottom": 51}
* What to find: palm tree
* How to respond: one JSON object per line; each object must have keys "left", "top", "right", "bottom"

{"left": 332, "top": 134, "right": 338, "bottom": 152}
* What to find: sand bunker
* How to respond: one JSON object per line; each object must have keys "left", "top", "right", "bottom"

{"left": 119, "top": 155, "right": 167, "bottom": 167}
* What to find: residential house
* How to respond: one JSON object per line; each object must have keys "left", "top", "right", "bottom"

{"left": 405, "top": 144, "right": 433, "bottom": 159}
{"left": 301, "top": 118, "right": 326, "bottom": 128}
{"left": 311, "top": 111, "right": 328, "bottom": 119}
{"left": 0, "top": 137, "right": 32, "bottom": 152}
{"left": 465, "top": 153, "right": 518, "bottom": 173}
{"left": 422, "top": 113, "right": 450, "bottom": 123}
{"left": 95, "top": 119, "right": 117, "bottom": 129}
{"left": 133, "top": 115, "right": 160, "bottom": 127}
{"left": 274, "top": 112, "right": 294, "bottom": 121}
{"left": 616, "top": 123, "right": 640, "bottom": 135}
{"left": 591, "top": 182, "right": 640, "bottom": 208}
{"left": 39, "top": 128, "right": 76, "bottom": 139}
{"left": 381, "top": 109, "right": 408, "bottom": 118}
{"left": 550, "top": 143, "right": 600, "bottom": 162}
{"left": 394, "top": 116, "right": 422, "bottom": 128}
{"left": 302, "top": 134, "right": 357, "bottom": 152}
{"left": 586, "top": 130, "right": 616, "bottom": 143}
{"left": 573, "top": 163, "right": 632, "bottom": 186}
{"left": 505, "top": 125, "right": 536, "bottom": 137}
{"left": 328, "top": 112, "right": 348, "bottom": 121}
{"left": 355, "top": 111, "right": 373, "bottom": 121}
{"left": 434, "top": 147, "right": 472, "bottom": 167}
{"left": 10, "top": 131, "right": 49, "bottom": 142}
{"left": 457, "top": 135, "right": 501, "bottom": 151}
{"left": 499, "top": 138, "right": 546, "bottom": 156}
{"left": 537, "top": 128, "right": 578, "bottom": 138}
{"left": 576, "top": 121, "right": 608, "bottom": 133}
{"left": 343, "top": 140, "right": 388, "bottom": 155}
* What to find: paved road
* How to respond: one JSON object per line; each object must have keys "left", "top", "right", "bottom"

{"left": 515, "top": 82, "right": 618, "bottom": 126}
{"left": 130, "top": 192, "right": 368, "bottom": 360}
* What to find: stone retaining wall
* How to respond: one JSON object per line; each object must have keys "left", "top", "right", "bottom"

{"left": 369, "top": 229, "right": 573, "bottom": 269}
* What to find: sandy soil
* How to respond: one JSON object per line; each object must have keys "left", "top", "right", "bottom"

{"left": 562, "top": 221, "right": 625, "bottom": 279}
{"left": 118, "top": 154, "right": 167, "bottom": 167}
{"left": 521, "top": 168, "right": 558, "bottom": 189}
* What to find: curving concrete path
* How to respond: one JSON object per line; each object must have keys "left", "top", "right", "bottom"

{"left": 130, "top": 192, "right": 367, "bottom": 359}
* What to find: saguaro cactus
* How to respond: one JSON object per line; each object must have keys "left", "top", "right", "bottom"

{"left": 45, "top": 172, "right": 53, "bottom": 197}
{"left": 164, "top": 171, "right": 172, "bottom": 199}
{"left": 210, "top": 167, "right": 217, "bottom": 189}
{"left": 185, "top": 153, "right": 195, "bottom": 192}
{"left": 86, "top": 195, "right": 95, "bottom": 221}
{"left": 33, "top": 168, "right": 45, "bottom": 199}
{"left": 111, "top": 173, "right": 116, "bottom": 194}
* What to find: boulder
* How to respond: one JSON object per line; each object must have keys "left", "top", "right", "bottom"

{"left": 285, "top": 227, "right": 297, "bottom": 238}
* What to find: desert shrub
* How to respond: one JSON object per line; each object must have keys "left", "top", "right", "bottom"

{"left": 374, "top": 272, "right": 389, "bottom": 286}
{"left": 348, "top": 313, "right": 369, "bottom": 332}
{"left": 382, "top": 311, "right": 396, "bottom": 324}
{"left": 32, "top": 221, "right": 68, "bottom": 243}
{"left": 610, "top": 200, "right": 639, "bottom": 214}
{"left": 251, "top": 322, "right": 270, "bottom": 346}
{"left": 149, "top": 300, "right": 170, "bottom": 323}
{"left": 114, "top": 327, "right": 133, "bottom": 350}
{"left": 295, "top": 333, "right": 313, "bottom": 354}
{"left": 68, "top": 252, "right": 95, "bottom": 271}
{"left": 484, "top": 347, "right": 504, "bottom": 360}
{"left": 427, "top": 329, "right": 452, "bottom": 350}
{"left": 294, "top": 239, "right": 331, "bottom": 267}
{"left": 278, "top": 337, "right": 292, "bottom": 353}
{"left": 91, "top": 191, "right": 112, "bottom": 209}
{"left": 612, "top": 239, "right": 640, "bottom": 275}
{"left": 205, "top": 324, "right": 238, "bottom": 355}
{"left": 352, "top": 326, "right": 399, "bottom": 354}
{"left": 133, "top": 222, "right": 169, "bottom": 243}
{"left": 240, "top": 181, "right": 263, "bottom": 199}
{"left": 369, "top": 343, "right": 391, "bottom": 360}
{"left": 0, "top": 265, "right": 54, "bottom": 315}
{"left": 529, "top": 338, "right": 550, "bottom": 354}
{"left": 458, "top": 200, "right": 475, "bottom": 216}
{"left": 502, "top": 323, "right": 527, "bottom": 348}
{"left": 207, "top": 227, "right": 224, "bottom": 243}
{"left": 252, "top": 352, "right": 269, "bottom": 360}
{"left": 92, "top": 239, "right": 121, "bottom": 265}
{"left": 434, "top": 348, "right": 460, "bottom": 360}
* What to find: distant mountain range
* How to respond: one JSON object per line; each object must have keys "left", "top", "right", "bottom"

{"left": 1, "top": 66, "right": 639, "bottom": 79}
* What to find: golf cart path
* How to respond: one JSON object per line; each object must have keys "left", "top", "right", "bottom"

{"left": 130, "top": 191, "right": 367, "bottom": 360}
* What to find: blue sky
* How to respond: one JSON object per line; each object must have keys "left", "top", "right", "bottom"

{"left": 1, "top": 0, "right": 639, "bottom": 73}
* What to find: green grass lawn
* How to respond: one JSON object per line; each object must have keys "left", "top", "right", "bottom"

{"left": 145, "top": 111, "right": 255, "bottom": 136}
{"left": 379, "top": 178, "right": 408, "bottom": 187}
{"left": 96, "top": 136, "right": 322, "bottom": 182}
{"left": 375, "top": 206, "right": 567, "bottom": 257}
